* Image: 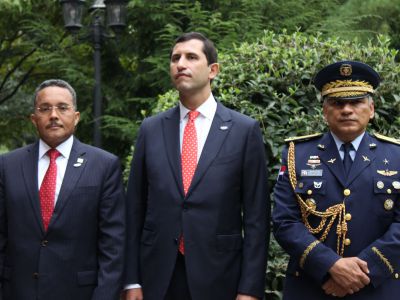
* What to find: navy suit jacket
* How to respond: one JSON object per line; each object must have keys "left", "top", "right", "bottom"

{"left": 0, "top": 138, "right": 125, "bottom": 300}
{"left": 125, "top": 102, "right": 269, "bottom": 300}
{"left": 273, "top": 132, "right": 400, "bottom": 299}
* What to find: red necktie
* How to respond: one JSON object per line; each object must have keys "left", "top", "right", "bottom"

{"left": 179, "top": 110, "right": 200, "bottom": 254}
{"left": 39, "top": 149, "right": 60, "bottom": 231}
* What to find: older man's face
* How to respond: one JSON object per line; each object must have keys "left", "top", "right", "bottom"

{"left": 323, "top": 97, "right": 374, "bottom": 142}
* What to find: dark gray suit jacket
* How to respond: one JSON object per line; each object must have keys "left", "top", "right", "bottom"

{"left": 0, "top": 138, "right": 125, "bottom": 300}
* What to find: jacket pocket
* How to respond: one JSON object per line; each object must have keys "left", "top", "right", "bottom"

{"left": 77, "top": 270, "right": 98, "bottom": 286}
{"left": 216, "top": 233, "right": 243, "bottom": 251}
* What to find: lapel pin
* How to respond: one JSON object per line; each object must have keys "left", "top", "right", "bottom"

{"left": 383, "top": 159, "right": 389, "bottom": 165}
{"left": 318, "top": 144, "right": 325, "bottom": 150}
{"left": 328, "top": 158, "right": 336, "bottom": 164}
{"left": 369, "top": 143, "right": 376, "bottom": 149}
{"left": 362, "top": 155, "right": 370, "bottom": 162}
{"left": 74, "top": 157, "right": 84, "bottom": 167}
{"left": 220, "top": 125, "right": 229, "bottom": 130}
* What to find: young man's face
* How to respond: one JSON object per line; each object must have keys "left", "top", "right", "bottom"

{"left": 31, "top": 86, "right": 80, "bottom": 148}
{"left": 170, "top": 39, "right": 218, "bottom": 96}
{"left": 323, "top": 97, "right": 374, "bottom": 142}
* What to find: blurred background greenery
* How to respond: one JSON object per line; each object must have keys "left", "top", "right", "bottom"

{"left": 1, "top": 1, "right": 400, "bottom": 298}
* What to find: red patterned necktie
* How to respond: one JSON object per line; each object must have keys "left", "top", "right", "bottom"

{"left": 39, "top": 149, "right": 60, "bottom": 231}
{"left": 179, "top": 110, "right": 200, "bottom": 254}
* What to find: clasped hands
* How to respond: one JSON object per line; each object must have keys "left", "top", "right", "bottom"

{"left": 322, "top": 257, "right": 370, "bottom": 298}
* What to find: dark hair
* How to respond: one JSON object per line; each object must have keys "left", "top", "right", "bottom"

{"left": 171, "top": 32, "right": 218, "bottom": 65}
{"left": 33, "top": 79, "right": 77, "bottom": 109}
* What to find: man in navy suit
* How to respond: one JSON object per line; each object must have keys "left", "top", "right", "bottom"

{"left": 124, "top": 32, "right": 269, "bottom": 300}
{"left": 0, "top": 79, "right": 125, "bottom": 299}
{"left": 273, "top": 61, "right": 400, "bottom": 299}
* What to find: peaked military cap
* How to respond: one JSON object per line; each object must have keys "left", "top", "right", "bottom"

{"left": 314, "top": 61, "right": 381, "bottom": 100}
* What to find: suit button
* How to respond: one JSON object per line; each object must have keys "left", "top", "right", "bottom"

{"left": 395, "top": 273, "right": 399, "bottom": 279}
{"left": 174, "top": 238, "right": 179, "bottom": 244}
{"left": 345, "top": 213, "right": 352, "bottom": 221}
{"left": 295, "top": 271, "right": 300, "bottom": 277}
{"left": 32, "top": 272, "right": 39, "bottom": 279}
{"left": 41, "top": 240, "right": 48, "bottom": 247}
{"left": 307, "top": 190, "right": 313, "bottom": 195}
{"left": 344, "top": 238, "right": 351, "bottom": 246}
{"left": 343, "top": 189, "right": 351, "bottom": 196}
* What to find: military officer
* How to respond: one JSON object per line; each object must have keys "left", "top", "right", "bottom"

{"left": 273, "top": 60, "right": 400, "bottom": 299}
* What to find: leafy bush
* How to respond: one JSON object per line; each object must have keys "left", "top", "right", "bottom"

{"left": 153, "top": 30, "right": 400, "bottom": 298}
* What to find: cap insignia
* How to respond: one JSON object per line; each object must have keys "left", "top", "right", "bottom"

{"left": 340, "top": 64, "right": 352, "bottom": 76}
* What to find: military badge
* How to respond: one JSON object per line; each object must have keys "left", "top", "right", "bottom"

{"left": 362, "top": 155, "right": 370, "bottom": 162}
{"left": 301, "top": 169, "right": 323, "bottom": 177}
{"left": 376, "top": 181, "right": 384, "bottom": 189}
{"left": 307, "top": 155, "right": 321, "bottom": 169}
{"left": 377, "top": 170, "right": 398, "bottom": 176}
{"left": 340, "top": 64, "right": 352, "bottom": 76}
{"left": 314, "top": 181, "right": 322, "bottom": 189}
{"left": 327, "top": 158, "right": 336, "bottom": 164}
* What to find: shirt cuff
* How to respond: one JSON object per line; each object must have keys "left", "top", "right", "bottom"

{"left": 124, "top": 284, "right": 141, "bottom": 290}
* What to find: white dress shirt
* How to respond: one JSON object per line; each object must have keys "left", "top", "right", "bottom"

{"left": 179, "top": 93, "right": 217, "bottom": 160}
{"left": 38, "top": 135, "right": 74, "bottom": 205}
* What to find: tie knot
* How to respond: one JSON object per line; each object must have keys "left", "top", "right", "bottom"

{"left": 47, "top": 149, "right": 61, "bottom": 161}
{"left": 341, "top": 143, "right": 353, "bottom": 153}
{"left": 188, "top": 111, "right": 200, "bottom": 122}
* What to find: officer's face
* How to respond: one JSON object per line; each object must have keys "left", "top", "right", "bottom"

{"left": 323, "top": 97, "right": 374, "bottom": 142}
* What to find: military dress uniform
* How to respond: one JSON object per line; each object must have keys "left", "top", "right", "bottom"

{"left": 273, "top": 61, "right": 400, "bottom": 299}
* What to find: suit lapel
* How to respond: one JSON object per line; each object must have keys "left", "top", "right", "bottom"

{"left": 186, "top": 103, "right": 232, "bottom": 197}
{"left": 162, "top": 106, "right": 185, "bottom": 196}
{"left": 319, "top": 133, "right": 347, "bottom": 187}
{"left": 21, "top": 142, "right": 44, "bottom": 232}
{"left": 49, "top": 138, "right": 87, "bottom": 229}
{"left": 347, "top": 133, "right": 376, "bottom": 185}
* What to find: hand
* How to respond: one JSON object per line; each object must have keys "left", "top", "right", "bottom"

{"left": 236, "top": 294, "right": 259, "bottom": 300}
{"left": 322, "top": 278, "right": 348, "bottom": 297}
{"left": 328, "top": 257, "right": 370, "bottom": 294}
{"left": 122, "top": 288, "right": 143, "bottom": 300}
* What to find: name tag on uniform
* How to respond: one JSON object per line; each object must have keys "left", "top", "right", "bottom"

{"left": 301, "top": 169, "right": 323, "bottom": 177}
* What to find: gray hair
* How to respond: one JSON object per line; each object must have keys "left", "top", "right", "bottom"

{"left": 33, "top": 79, "right": 77, "bottom": 109}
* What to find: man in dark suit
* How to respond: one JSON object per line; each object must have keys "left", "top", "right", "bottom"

{"left": 273, "top": 61, "right": 400, "bottom": 299}
{"left": 0, "top": 79, "right": 125, "bottom": 299}
{"left": 124, "top": 32, "right": 269, "bottom": 300}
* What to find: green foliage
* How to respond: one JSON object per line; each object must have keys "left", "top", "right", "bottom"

{"left": 155, "top": 30, "right": 400, "bottom": 297}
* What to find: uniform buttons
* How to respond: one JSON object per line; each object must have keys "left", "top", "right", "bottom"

{"left": 32, "top": 272, "right": 39, "bottom": 279}
{"left": 343, "top": 189, "right": 351, "bottom": 196}
{"left": 307, "top": 190, "right": 313, "bottom": 195}
{"left": 41, "top": 240, "right": 48, "bottom": 247}
{"left": 345, "top": 213, "right": 352, "bottom": 221}
{"left": 395, "top": 273, "right": 399, "bottom": 279}
{"left": 387, "top": 188, "right": 392, "bottom": 194}
{"left": 295, "top": 271, "right": 300, "bottom": 277}
{"left": 344, "top": 238, "right": 351, "bottom": 246}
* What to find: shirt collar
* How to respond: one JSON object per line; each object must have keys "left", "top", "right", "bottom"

{"left": 330, "top": 131, "right": 365, "bottom": 152}
{"left": 39, "top": 135, "right": 74, "bottom": 160}
{"left": 179, "top": 93, "right": 217, "bottom": 121}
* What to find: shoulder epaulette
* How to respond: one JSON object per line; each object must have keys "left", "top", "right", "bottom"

{"left": 285, "top": 133, "right": 323, "bottom": 143}
{"left": 373, "top": 132, "right": 400, "bottom": 145}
